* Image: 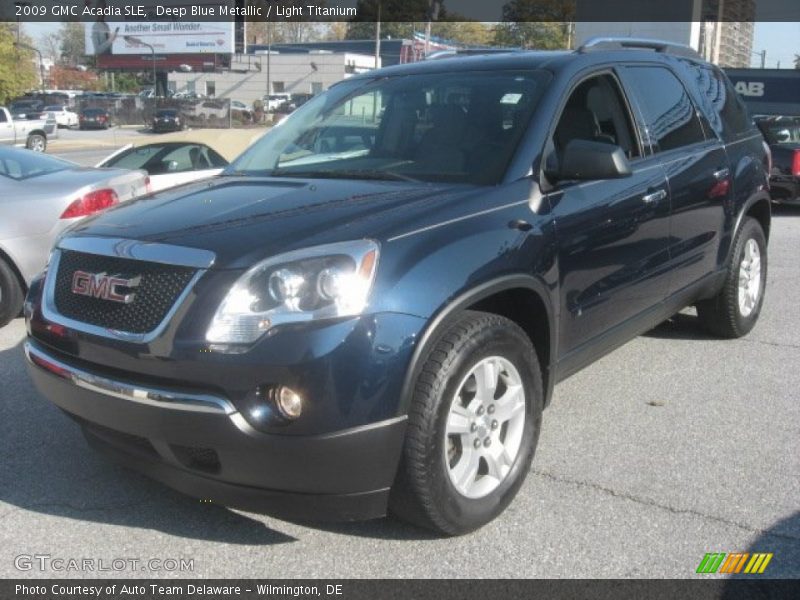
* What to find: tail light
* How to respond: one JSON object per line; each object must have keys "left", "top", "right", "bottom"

{"left": 61, "top": 189, "right": 118, "bottom": 219}
{"left": 792, "top": 149, "right": 800, "bottom": 178}
{"left": 144, "top": 176, "right": 152, "bottom": 194}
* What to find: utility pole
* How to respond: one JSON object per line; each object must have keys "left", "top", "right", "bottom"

{"left": 760, "top": 49, "right": 766, "bottom": 69}
{"left": 374, "top": 2, "right": 381, "bottom": 69}
{"left": 267, "top": 21, "right": 272, "bottom": 98}
{"left": 14, "top": 41, "right": 44, "bottom": 91}
{"left": 124, "top": 36, "right": 156, "bottom": 96}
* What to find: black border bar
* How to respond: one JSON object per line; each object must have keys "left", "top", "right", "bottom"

{"left": 4, "top": 0, "right": 800, "bottom": 23}
{"left": 4, "top": 579, "right": 800, "bottom": 600}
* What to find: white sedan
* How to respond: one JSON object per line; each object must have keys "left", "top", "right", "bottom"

{"left": 96, "top": 129, "right": 265, "bottom": 192}
{"left": 43, "top": 105, "right": 79, "bottom": 128}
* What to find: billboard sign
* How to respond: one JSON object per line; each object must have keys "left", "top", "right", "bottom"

{"left": 84, "top": 21, "right": 234, "bottom": 55}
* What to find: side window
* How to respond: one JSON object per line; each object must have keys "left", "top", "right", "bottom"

{"left": 0, "top": 111, "right": 7, "bottom": 123}
{"left": 624, "top": 66, "right": 706, "bottom": 153}
{"left": 552, "top": 73, "right": 641, "bottom": 163}
{"left": 687, "top": 63, "right": 751, "bottom": 141}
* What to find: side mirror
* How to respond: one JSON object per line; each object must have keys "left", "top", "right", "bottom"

{"left": 549, "top": 139, "right": 632, "bottom": 181}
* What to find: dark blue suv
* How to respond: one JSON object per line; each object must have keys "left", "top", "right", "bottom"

{"left": 24, "top": 39, "right": 771, "bottom": 535}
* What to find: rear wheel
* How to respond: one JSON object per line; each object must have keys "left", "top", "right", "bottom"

{"left": 0, "top": 259, "right": 24, "bottom": 328}
{"left": 390, "top": 311, "right": 543, "bottom": 535}
{"left": 697, "top": 217, "right": 767, "bottom": 338}
{"left": 26, "top": 133, "right": 46, "bottom": 152}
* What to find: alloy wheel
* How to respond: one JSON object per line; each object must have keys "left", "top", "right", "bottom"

{"left": 444, "top": 356, "right": 526, "bottom": 499}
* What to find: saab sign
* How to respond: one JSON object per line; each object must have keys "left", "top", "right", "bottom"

{"left": 725, "top": 68, "right": 800, "bottom": 117}
{"left": 734, "top": 81, "right": 765, "bottom": 97}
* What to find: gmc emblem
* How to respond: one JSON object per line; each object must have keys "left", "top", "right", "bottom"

{"left": 71, "top": 271, "right": 141, "bottom": 304}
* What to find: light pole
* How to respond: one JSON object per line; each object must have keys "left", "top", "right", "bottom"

{"left": 14, "top": 41, "right": 45, "bottom": 91}
{"left": 124, "top": 35, "right": 157, "bottom": 96}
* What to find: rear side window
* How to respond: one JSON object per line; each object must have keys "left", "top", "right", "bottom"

{"left": 624, "top": 66, "right": 706, "bottom": 153}
{"left": 683, "top": 63, "right": 751, "bottom": 142}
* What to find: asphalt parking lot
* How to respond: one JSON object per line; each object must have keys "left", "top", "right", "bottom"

{"left": 0, "top": 150, "right": 797, "bottom": 577}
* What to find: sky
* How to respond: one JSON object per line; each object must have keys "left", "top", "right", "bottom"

{"left": 23, "top": 21, "right": 800, "bottom": 69}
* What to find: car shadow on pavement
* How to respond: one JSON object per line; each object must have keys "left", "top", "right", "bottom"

{"left": 720, "top": 511, "right": 800, "bottom": 593}
{"left": 0, "top": 334, "right": 295, "bottom": 546}
{"left": 643, "top": 312, "right": 720, "bottom": 341}
{"left": 771, "top": 204, "right": 800, "bottom": 218}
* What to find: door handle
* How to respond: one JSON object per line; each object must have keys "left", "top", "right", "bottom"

{"left": 642, "top": 189, "right": 667, "bottom": 204}
{"left": 713, "top": 168, "right": 731, "bottom": 181}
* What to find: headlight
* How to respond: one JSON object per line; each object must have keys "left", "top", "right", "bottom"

{"left": 206, "top": 240, "right": 379, "bottom": 344}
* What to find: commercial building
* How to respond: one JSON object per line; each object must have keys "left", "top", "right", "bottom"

{"left": 167, "top": 51, "right": 379, "bottom": 104}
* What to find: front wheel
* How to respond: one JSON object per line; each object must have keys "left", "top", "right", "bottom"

{"left": 697, "top": 217, "right": 768, "bottom": 338}
{"left": 26, "top": 134, "right": 46, "bottom": 152}
{"left": 390, "top": 311, "right": 543, "bottom": 535}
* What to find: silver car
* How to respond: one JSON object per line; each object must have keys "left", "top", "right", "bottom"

{"left": 0, "top": 147, "right": 149, "bottom": 327}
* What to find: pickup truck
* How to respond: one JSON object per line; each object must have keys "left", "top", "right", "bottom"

{"left": 0, "top": 106, "right": 57, "bottom": 152}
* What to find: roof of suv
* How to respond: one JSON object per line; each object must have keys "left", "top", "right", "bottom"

{"left": 346, "top": 42, "right": 708, "bottom": 81}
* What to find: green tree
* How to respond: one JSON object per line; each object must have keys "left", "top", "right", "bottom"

{"left": 494, "top": 0, "right": 574, "bottom": 49}
{"left": 346, "top": 0, "right": 445, "bottom": 40}
{"left": 60, "top": 22, "right": 88, "bottom": 67}
{"left": 0, "top": 25, "right": 38, "bottom": 104}
{"left": 430, "top": 21, "right": 493, "bottom": 46}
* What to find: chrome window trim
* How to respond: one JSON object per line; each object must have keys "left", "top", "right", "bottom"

{"left": 57, "top": 236, "right": 216, "bottom": 269}
{"left": 25, "top": 342, "right": 235, "bottom": 415}
{"left": 42, "top": 249, "right": 206, "bottom": 344}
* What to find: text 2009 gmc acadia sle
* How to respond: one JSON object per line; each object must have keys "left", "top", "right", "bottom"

{"left": 24, "top": 39, "right": 770, "bottom": 535}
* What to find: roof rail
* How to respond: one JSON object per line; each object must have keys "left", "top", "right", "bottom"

{"left": 577, "top": 37, "right": 700, "bottom": 59}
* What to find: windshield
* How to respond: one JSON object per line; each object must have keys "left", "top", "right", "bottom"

{"left": 0, "top": 148, "right": 73, "bottom": 180}
{"left": 756, "top": 117, "right": 800, "bottom": 145}
{"left": 44, "top": 105, "right": 63, "bottom": 111}
{"left": 230, "top": 69, "right": 550, "bottom": 185}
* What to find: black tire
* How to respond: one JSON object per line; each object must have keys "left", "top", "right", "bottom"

{"left": 25, "top": 133, "right": 46, "bottom": 153}
{"left": 0, "top": 259, "right": 24, "bottom": 328}
{"left": 697, "top": 217, "right": 767, "bottom": 338}
{"left": 389, "top": 310, "right": 543, "bottom": 535}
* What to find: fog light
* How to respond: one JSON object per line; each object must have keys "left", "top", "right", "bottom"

{"left": 275, "top": 386, "right": 303, "bottom": 420}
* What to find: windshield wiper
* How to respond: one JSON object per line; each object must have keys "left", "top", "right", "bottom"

{"left": 269, "top": 169, "right": 422, "bottom": 183}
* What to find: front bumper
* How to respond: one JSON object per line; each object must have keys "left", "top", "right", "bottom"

{"left": 25, "top": 340, "right": 408, "bottom": 521}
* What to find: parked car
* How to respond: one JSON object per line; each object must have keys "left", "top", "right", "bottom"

{"left": 188, "top": 100, "right": 228, "bottom": 122}
{"left": 44, "top": 105, "right": 79, "bottom": 129}
{"left": 79, "top": 108, "right": 114, "bottom": 130}
{"left": 754, "top": 115, "right": 800, "bottom": 205}
{"left": 264, "top": 93, "right": 290, "bottom": 112}
{"left": 0, "top": 106, "right": 53, "bottom": 152}
{"left": 23, "top": 39, "right": 771, "bottom": 535}
{"left": 0, "top": 146, "right": 148, "bottom": 327}
{"left": 96, "top": 129, "right": 265, "bottom": 192}
{"left": 151, "top": 108, "right": 185, "bottom": 133}
{"left": 10, "top": 99, "right": 45, "bottom": 116}
{"left": 230, "top": 100, "right": 253, "bottom": 122}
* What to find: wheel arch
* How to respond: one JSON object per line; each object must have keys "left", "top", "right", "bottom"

{"left": 398, "top": 275, "right": 557, "bottom": 416}
{"left": 0, "top": 245, "right": 28, "bottom": 294}
{"left": 740, "top": 192, "right": 771, "bottom": 242}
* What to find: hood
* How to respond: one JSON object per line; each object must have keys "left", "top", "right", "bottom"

{"left": 65, "top": 175, "right": 481, "bottom": 269}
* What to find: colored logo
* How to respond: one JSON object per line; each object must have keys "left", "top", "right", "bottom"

{"left": 696, "top": 552, "right": 773, "bottom": 574}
